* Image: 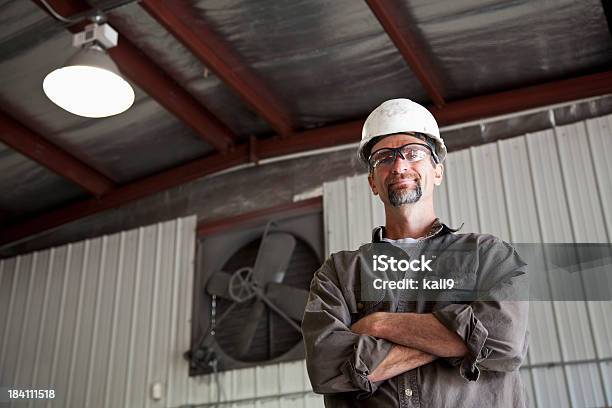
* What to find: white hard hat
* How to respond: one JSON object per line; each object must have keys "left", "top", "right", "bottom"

{"left": 358, "top": 98, "right": 447, "bottom": 165}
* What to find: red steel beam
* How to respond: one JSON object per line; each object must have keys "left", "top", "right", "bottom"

{"left": 0, "top": 111, "right": 115, "bottom": 196}
{"left": 107, "top": 39, "right": 235, "bottom": 151}
{"left": 141, "top": 0, "right": 295, "bottom": 138}
{"left": 258, "top": 120, "right": 363, "bottom": 158}
{"left": 365, "top": 0, "right": 446, "bottom": 108}
{"left": 431, "top": 70, "right": 612, "bottom": 124}
{"left": 36, "top": 0, "right": 236, "bottom": 152}
{"left": 3, "top": 70, "right": 612, "bottom": 246}
{"left": 0, "top": 146, "right": 249, "bottom": 246}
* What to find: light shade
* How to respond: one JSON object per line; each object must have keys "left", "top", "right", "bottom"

{"left": 43, "top": 45, "right": 134, "bottom": 118}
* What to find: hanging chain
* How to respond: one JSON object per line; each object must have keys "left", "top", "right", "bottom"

{"left": 210, "top": 294, "right": 217, "bottom": 336}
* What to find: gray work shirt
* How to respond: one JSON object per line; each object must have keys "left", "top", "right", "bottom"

{"left": 302, "top": 221, "right": 529, "bottom": 407}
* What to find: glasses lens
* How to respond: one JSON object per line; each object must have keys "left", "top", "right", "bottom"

{"left": 369, "top": 143, "right": 432, "bottom": 169}
{"left": 369, "top": 149, "right": 396, "bottom": 168}
{"left": 400, "top": 145, "right": 429, "bottom": 162}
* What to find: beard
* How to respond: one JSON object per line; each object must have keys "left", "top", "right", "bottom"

{"left": 387, "top": 181, "right": 422, "bottom": 207}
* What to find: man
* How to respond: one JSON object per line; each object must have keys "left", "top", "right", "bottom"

{"left": 302, "top": 99, "right": 529, "bottom": 407}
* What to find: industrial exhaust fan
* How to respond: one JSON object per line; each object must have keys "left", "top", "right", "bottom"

{"left": 187, "top": 211, "right": 323, "bottom": 374}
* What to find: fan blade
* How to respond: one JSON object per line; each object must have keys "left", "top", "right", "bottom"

{"left": 226, "top": 232, "right": 297, "bottom": 358}
{"left": 215, "top": 302, "right": 237, "bottom": 326}
{"left": 205, "top": 271, "right": 233, "bottom": 300}
{"left": 236, "top": 300, "right": 266, "bottom": 357}
{"left": 254, "top": 287, "right": 302, "bottom": 332}
{"left": 252, "top": 232, "right": 296, "bottom": 285}
{"left": 266, "top": 282, "right": 310, "bottom": 321}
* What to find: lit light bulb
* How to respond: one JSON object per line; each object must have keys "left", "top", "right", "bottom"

{"left": 43, "top": 45, "right": 134, "bottom": 118}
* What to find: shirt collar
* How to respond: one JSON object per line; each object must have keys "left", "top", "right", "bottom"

{"left": 371, "top": 218, "right": 462, "bottom": 243}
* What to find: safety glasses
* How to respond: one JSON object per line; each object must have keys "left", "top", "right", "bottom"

{"left": 368, "top": 143, "right": 434, "bottom": 170}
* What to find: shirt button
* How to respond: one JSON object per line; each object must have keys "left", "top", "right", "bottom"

{"left": 357, "top": 302, "right": 364, "bottom": 310}
{"left": 405, "top": 388, "right": 413, "bottom": 397}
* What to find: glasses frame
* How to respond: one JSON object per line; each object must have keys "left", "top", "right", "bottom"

{"left": 368, "top": 143, "right": 436, "bottom": 170}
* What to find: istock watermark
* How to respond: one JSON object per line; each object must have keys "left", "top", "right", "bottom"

{"left": 372, "top": 254, "right": 433, "bottom": 272}
{"left": 371, "top": 254, "right": 455, "bottom": 290}
{"left": 359, "top": 242, "right": 612, "bottom": 302}
{"left": 372, "top": 277, "right": 455, "bottom": 290}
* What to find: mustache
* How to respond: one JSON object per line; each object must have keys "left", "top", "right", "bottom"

{"left": 386, "top": 173, "right": 421, "bottom": 187}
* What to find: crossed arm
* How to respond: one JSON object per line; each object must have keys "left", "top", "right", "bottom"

{"left": 303, "top": 244, "right": 529, "bottom": 395}
{"left": 350, "top": 312, "right": 468, "bottom": 382}
{"left": 302, "top": 261, "right": 462, "bottom": 394}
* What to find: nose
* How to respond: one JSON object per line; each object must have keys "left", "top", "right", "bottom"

{"left": 390, "top": 152, "right": 410, "bottom": 174}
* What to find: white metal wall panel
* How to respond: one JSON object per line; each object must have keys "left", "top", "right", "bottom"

{"left": 183, "top": 359, "right": 317, "bottom": 408}
{"left": 519, "top": 369, "right": 536, "bottom": 408}
{"left": 87, "top": 235, "right": 117, "bottom": 407}
{"left": 445, "top": 150, "right": 481, "bottom": 233}
{"left": 557, "top": 122, "right": 608, "bottom": 242}
{"left": 556, "top": 121, "right": 611, "bottom": 405}
{"left": 587, "top": 115, "right": 612, "bottom": 239}
{"left": 171, "top": 219, "right": 196, "bottom": 406}
{"left": 525, "top": 130, "right": 575, "bottom": 241}
{"left": 14, "top": 252, "right": 44, "bottom": 400}
{"left": 532, "top": 367, "right": 571, "bottom": 408}
{"left": 527, "top": 127, "right": 610, "bottom": 407}
{"left": 497, "top": 137, "right": 542, "bottom": 243}
{"left": 1, "top": 256, "right": 33, "bottom": 402}
{"left": 432, "top": 168, "right": 451, "bottom": 226}
{"left": 591, "top": 300, "right": 612, "bottom": 360}
{"left": 347, "top": 176, "right": 376, "bottom": 250}
{"left": 0, "top": 216, "right": 197, "bottom": 408}
{"left": 31, "top": 247, "right": 65, "bottom": 402}
{"left": 602, "top": 362, "right": 612, "bottom": 403}
{"left": 324, "top": 175, "right": 378, "bottom": 254}
{"left": 107, "top": 229, "right": 140, "bottom": 408}
{"left": 322, "top": 113, "right": 612, "bottom": 407}
{"left": 584, "top": 116, "right": 612, "bottom": 367}
{"left": 566, "top": 363, "right": 606, "bottom": 407}
{"left": 497, "top": 136, "right": 545, "bottom": 408}
{"left": 71, "top": 239, "right": 103, "bottom": 407}
{"left": 323, "top": 179, "right": 349, "bottom": 255}
{"left": 370, "top": 184, "right": 386, "bottom": 229}
{"left": 525, "top": 129, "right": 590, "bottom": 406}
{"left": 470, "top": 144, "right": 510, "bottom": 240}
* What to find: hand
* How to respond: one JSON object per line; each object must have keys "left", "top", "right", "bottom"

{"left": 351, "top": 312, "right": 384, "bottom": 336}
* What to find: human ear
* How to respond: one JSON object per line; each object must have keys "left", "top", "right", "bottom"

{"left": 368, "top": 173, "right": 379, "bottom": 195}
{"left": 433, "top": 163, "right": 444, "bottom": 186}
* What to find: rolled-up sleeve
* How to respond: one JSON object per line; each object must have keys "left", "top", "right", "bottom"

{"left": 302, "top": 257, "right": 393, "bottom": 398}
{"left": 433, "top": 238, "right": 529, "bottom": 381}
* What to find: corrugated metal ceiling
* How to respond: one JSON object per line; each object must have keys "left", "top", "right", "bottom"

{"left": 0, "top": 0, "right": 611, "bottom": 244}
{"left": 407, "top": 0, "right": 612, "bottom": 98}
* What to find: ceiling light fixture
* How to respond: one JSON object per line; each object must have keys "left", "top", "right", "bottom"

{"left": 43, "top": 22, "right": 135, "bottom": 118}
